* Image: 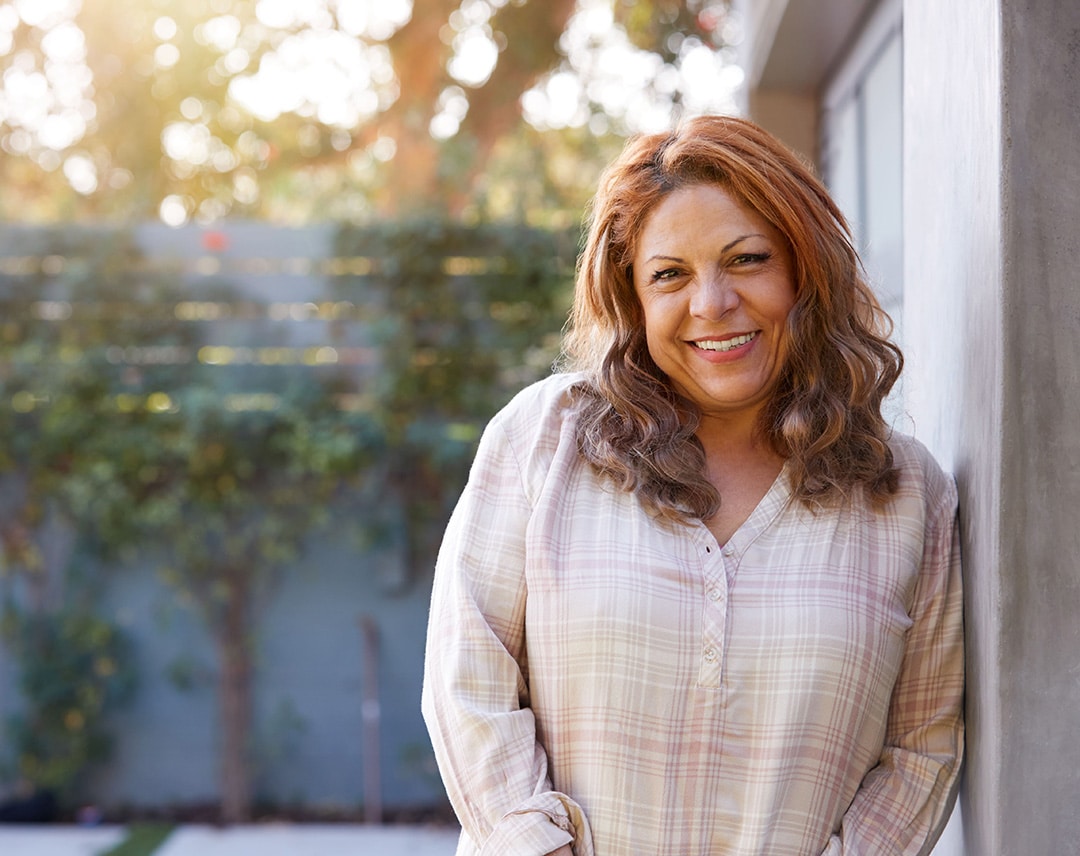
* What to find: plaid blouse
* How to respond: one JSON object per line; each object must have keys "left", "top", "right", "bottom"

{"left": 422, "top": 373, "right": 964, "bottom": 856}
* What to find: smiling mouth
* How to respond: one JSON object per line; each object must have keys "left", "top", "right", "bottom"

{"left": 692, "top": 332, "right": 758, "bottom": 352}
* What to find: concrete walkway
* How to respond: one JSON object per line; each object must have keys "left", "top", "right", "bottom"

{"left": 0, "top": 824, "right": 461, "bottom": 855}
{"left": 0, "top": 826, "right": 126, "bottom": 855}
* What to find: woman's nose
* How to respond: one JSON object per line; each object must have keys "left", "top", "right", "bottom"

{"left": 689, "top": 273, "right": 738, "bottom": 319}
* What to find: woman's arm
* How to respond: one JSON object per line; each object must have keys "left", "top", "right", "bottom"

{"left": 821, "top": 479, "right": 965, "bottom": 855}
{"left": 422, "top": 415, "right": 592, "bottom": 856}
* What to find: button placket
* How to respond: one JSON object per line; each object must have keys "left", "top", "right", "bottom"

{"left": 698, "top": 538, "right": 729, "bottom": 687}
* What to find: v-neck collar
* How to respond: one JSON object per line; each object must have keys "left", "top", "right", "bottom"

{"left": 696, "top": 461, "right": 794, "bottom": 557}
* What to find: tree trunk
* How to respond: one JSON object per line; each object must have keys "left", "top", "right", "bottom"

{"left": 217, "top": 570, "right": 253, "bottom": 824}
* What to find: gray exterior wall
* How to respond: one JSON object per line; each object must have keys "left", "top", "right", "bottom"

{"left": 84, "top": 534, "right": 438, "bottom": 812}
{"left": 0, "top": 509, "right": 441, "bottom": 813}
{"left": 905, "top": 0, "right": 1080, "bottom": 851}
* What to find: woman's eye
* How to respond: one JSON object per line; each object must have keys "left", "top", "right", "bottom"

{"left": 650, "top": 268, "right": 681, "bottom": 283}
{"left": 731, "top": 251, "right": 772, "bottom": 266}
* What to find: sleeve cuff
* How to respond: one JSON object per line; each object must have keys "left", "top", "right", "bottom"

{"left": 479, "top": 791, "right": 593, "bottom": 856}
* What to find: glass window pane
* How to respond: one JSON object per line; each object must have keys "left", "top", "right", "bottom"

{"left": 822, "top": 95, "right": 863, "bottom": 249}
{"left": 862, "top": 31, "right": 904, "bottom": 309}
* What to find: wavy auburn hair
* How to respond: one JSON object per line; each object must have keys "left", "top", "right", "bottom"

{"left": 561, "top": 114, "right": 903, "bottom": 522}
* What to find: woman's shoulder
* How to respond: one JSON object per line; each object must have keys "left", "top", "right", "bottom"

{"left": 477, "top": 372, "right": 589, "bottom": 498}
{"left": 478, "top": 372, "right": 586, "bottom": 464}
{"left": 887, "top": 431, "right": 958, "bottom": 511}
{"left": 489, "top": 371, "right": 586, "bottom": 437}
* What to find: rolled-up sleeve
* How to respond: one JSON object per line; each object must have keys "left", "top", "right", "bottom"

{"left": 421, "top": 414, "right": 593, "bottom": 856}
{"left": 821, "top": 475, "right": 965, "bottom": 855}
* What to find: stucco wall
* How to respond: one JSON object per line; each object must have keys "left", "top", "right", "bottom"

{"left": 997, "top": 0, "right": 1080, "bottom": 847}
{"left": 904, "top": 0, "right": 1080, "bottom": 851}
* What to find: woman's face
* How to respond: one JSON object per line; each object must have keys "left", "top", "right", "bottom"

{"left": 632, "top": 183, "right": 796, "bottom": 422}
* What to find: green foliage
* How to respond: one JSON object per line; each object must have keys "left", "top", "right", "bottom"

{"left": 0, "top": 228, "right": 188, "bottom": 800}
{"left": 333, "top": 218, "right": 579, "bottom": 575}
{"left": 0, "top": 227, "right": 204, "bottom": 559}
{"left": 0, "top": 0, "right": 579, "bottom": 220}
{"left": 0, "top": 607, "right": 137, "bottom": 794}
{"left": 0, "top": 218, "right": 580, "bottom": 815}
{"left": 0, "top": 226, "right": 374, "bottom": 816}
{"left": 0, "top": 0, "right": 735, "bottom": 222}
{"left": 130, "top": 382, "right": 376, "bottom": 607}
{"left": 0, "top": 224, "right": 377, "bottom": 602}
{"left": 616, "top": 0, "right": 731, "bottom": 63}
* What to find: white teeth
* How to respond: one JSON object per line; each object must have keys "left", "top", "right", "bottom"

{"left": 694, "top": 332, "right": 756, "bottom": 352}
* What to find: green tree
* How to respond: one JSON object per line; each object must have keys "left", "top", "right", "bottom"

{"left": 0, "top": 227, "right": 201, "bottom": 594}
{"left": 128, "top": 382, "right": 376, "bottom": 823}
{"left": 333, "top": 219, "right": 579, "bottom": 579}
{"left": 1, "top": 220, "right": 579, "bottom": 820}
{"left": 0, "top": 228, "right": 191, "bottom": 805}
{"left": 0, "top": 228, "right": 374, "bottom": 821}
{"left": 0, "top": 0, "right": 735, "bottom": 223}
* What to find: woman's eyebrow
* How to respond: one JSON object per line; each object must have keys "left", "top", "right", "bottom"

{"left": 642, "top": 233, "right": 767, "bottom": 265}
{"left": 721, "top": 233, "right": 766, "bottom": 252}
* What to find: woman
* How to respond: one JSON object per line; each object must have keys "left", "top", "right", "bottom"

{"left": 422, "top": 115, "right": 963, "bottom": 856}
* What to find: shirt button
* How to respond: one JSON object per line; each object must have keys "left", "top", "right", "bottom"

{"left": 722, "top": 545, "right": 735, "bottom": 558}
{"left": 703, "top": 647, "right": 718, "bottom": 662}
{"left": 707, "top": 587, "right": 721, "bottom": 602}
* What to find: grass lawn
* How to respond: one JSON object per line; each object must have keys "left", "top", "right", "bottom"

{"left": 99, "top": 823, "right": 175, "bottom": 856}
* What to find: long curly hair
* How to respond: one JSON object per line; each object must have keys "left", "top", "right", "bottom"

{"left": 561, "top": 115, "right": 903, "bottom": 522}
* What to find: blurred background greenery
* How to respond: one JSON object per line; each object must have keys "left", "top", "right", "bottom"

{"left": 0, "top": 0, "right": 742, "bottom": 825}
{"left": 0, "top": 0, "right": 742, "bottom": 224}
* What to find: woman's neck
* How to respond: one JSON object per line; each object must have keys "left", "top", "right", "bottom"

{"left": 694, "top": 407, "right": 774, "bottom": 461}
{"left": 694, "top": 409, "right": 785, "bottom": 545}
